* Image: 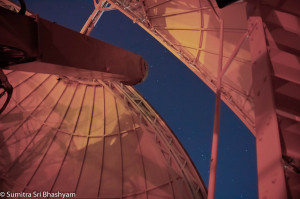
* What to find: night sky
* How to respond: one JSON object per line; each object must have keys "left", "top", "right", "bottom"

{"left": 18, "top": 0, "right": 258, "bottom": 198}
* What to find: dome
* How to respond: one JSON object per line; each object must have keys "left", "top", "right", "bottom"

{"left": 0, "top": 70, "right": 207, "bottom": 198}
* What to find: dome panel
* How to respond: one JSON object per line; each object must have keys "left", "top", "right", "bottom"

{"left": 90, "top": 86, "right": 105, "bottom": 136}
{"left": 76, "top": 137, "right": 104, "bottom": 198}
{"left": 74, "top": 86, "right": 95, "bottom": 136}
{"left": 122, "top": 132, "right": 146, "bottom": 195}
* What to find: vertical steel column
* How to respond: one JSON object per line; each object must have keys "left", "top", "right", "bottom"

{"left": 248, "top": 17, "right": 287, "bottom": 199}
{"left": 207, "top": 19, "right": 224, "bottom": 199}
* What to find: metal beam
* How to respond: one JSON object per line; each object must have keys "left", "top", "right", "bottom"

{"left": 80, "top": 0, "right": 112, "bottom": 35}
{"left": 207, "top": 19, "right": 224, "bottom": 199}
{"left": 172, "top": 43, "right": 250, "bottom": 63}
{"left": 148, "top": 7, "right": 210, "bottom": 19}
{"left": 145, "top": 0, "right": 173, "bottom": 10}
{"left": 248, "top": 17, "right": 287, "bottom": 199}
{"left": 154, "top": 26, "right": 247, "bottom": 33}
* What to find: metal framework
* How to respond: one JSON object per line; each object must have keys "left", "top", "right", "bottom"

{"left": 105, "top": 0, "right": 256, "bottom": 135}
{"left": 1, "top": 0, "right": 299, "bottom": 198}
{"left": 101, "top": 80, "right": 207, "bottom": 198}
{"left": 80, "top": 0, "right": 115, "bottom": 35}
{"left": 0, "top": 69, "right": 207, "bottom": 198}
{"left": 0, "top": 1, "right": 207, "bottom": 198}
{"left": 99, "top": 0, "right": 300, "bottom": 198}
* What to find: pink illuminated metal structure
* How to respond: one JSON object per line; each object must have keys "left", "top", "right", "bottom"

{"left": 0, "top": 0, "right": 299, "bottom": 199}
{"left": 0, "top": 0, "right": 207, "bottom": 198}
{"left": 95, "top": 0, "right": 299, "bottom": 198}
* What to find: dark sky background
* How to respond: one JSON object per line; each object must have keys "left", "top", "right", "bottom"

{"left": 21, "top": 0, "right": 258, "bottom": 198}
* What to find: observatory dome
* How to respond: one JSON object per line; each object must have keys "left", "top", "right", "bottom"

{"left": 0, "top": 70, "right": 207, "bottom": 199}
